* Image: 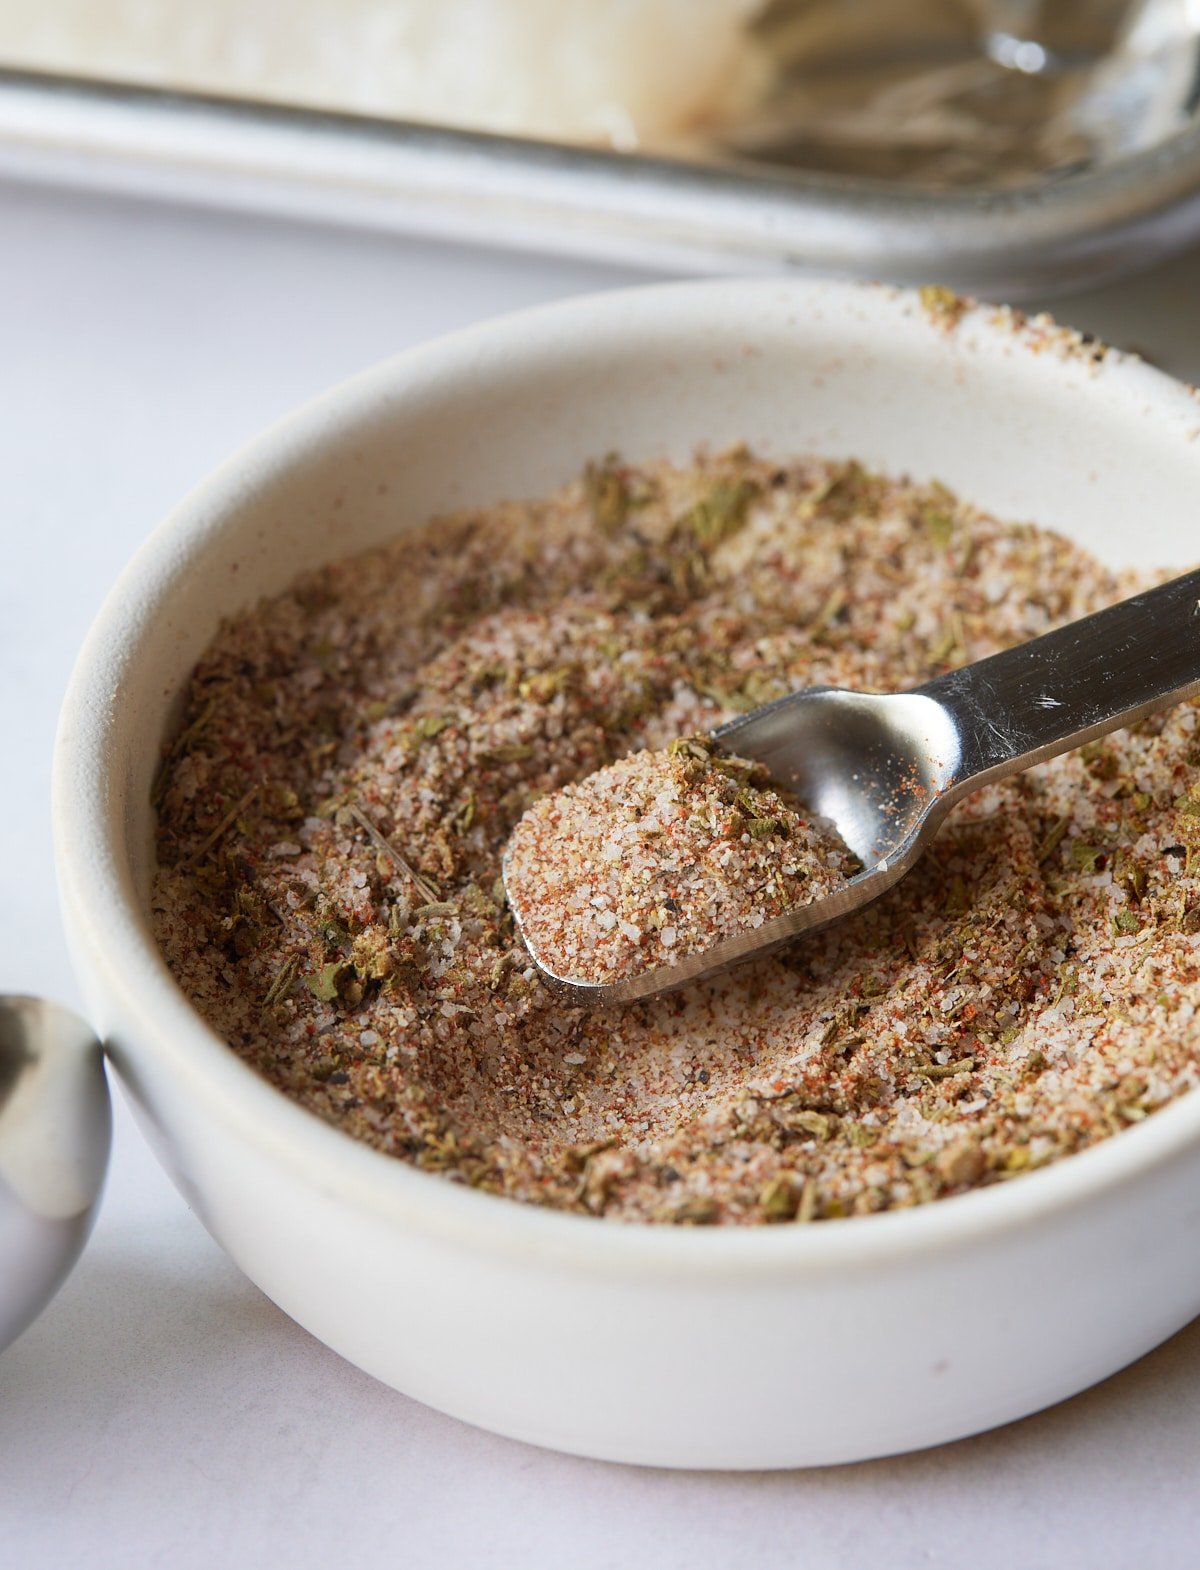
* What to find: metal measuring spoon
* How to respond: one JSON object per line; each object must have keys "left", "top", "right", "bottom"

{"left": 0, "top": 997, "right": 110, "bottom": 1352}
{"left": 507, "top": 568, "right": 1200, "bottom": 1006}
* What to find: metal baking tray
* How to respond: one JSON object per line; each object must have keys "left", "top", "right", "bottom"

{"left": 2, "top": 62, "right": 1200, "bottom": 299}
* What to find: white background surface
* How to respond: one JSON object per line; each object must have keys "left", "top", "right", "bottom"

{"left": 3, "top": 176, "right": 1200, "bottom": 1568}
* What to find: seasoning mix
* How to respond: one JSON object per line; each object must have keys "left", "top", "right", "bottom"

{"left": 503, "top": 736, "right": 858, "bottom": 986}
{"left": 152, "top": 449, "right": 1200, "bottom": 1224}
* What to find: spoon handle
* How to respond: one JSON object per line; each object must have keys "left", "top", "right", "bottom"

{"left": 918, "top": 567, "right": 1200, "bottom": 796}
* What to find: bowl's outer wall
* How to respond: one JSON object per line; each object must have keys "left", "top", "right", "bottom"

{"left": 55, "top": 280, "right": 1200, "bottom": 1467}
{"left": 103, "top": 1040, "right": 1200, "bottom": 1468}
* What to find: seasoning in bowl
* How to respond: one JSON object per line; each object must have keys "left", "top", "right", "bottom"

{"left": 150, "top": 449, "right": 1200, "bottom": 1224}
{"left": 503, "top": 735, "right": 859, "bottom": 986}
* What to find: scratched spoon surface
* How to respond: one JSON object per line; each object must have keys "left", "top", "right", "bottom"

{"left": 505, "top": 566, "right": 1200, "bottom": 1006}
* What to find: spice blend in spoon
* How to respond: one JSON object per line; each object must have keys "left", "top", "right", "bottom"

{"left": 504, "top": 736, "right": 859, "bottom": 986}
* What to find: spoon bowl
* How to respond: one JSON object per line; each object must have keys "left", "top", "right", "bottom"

{"left": 715, "top": 687, "right": 961, "bottom": 867}
{"left": 506, "top": 688, "right": 963, "bottom": 1005}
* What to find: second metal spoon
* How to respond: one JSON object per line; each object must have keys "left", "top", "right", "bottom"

{"left": 0, "top": 997, "right": 109, "bottom": 1351}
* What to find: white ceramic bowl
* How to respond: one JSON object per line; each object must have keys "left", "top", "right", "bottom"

{"left": 54, "top": 279, "right": 1200, "bottom": 1469}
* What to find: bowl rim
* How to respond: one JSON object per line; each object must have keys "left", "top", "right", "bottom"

{"left": 53, "top": 273, "right": 1200, "bottom": 1279}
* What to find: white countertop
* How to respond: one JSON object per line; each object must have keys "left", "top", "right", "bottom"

{"left": 3, "top": 176, "right": 1200, "bottom": 1569}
